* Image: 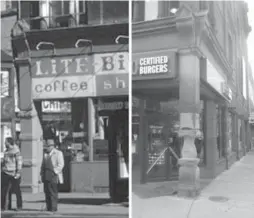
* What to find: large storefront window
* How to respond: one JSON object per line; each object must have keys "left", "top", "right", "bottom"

{"left": 39, "top": 99, "right": 89, "bottom": 162}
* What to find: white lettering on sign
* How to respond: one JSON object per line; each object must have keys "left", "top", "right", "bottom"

{"left": 98, "top": 101, "right": 128, "bottom": 111}
{"left": 139, "top": 56, "right": 168, "bottom": 75}
{"left": 32, "top": 75, "right": 95, "bottom": 99}
{"left": 0, "top": 71, "right": 9, "bottom": 98}
{"left": 42, "top": 101, "right": 71, "bottom": 113}
{"left": 94, "top": 52, "right": 128, "bottom": 75}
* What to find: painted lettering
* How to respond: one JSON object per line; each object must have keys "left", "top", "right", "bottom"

{"left": 102, "top": 56, "right": 114, "bottom": 71}
{"left": 36, "top": 61, "right": 48, "bottom": 76}
{"left": 34, "top": 56, "right": 91, "bottom": 77}
{"left": 51, "top": 59, "right": 57, "bottom": 74}
{"left": 34, "top": 80, "right": 88, "bottom": 94}
{"left": 116, "top": 77, "right": 126, "bottom": 88}
{"left": 60, "top": 59, "right": 72, "bottom": 74}
{"left": 76, "top": 58, "right": 88, "bottom": 73}
{"left": 118, "top": 54, "right": 125, "bottom": 70}
{"left": 70, "top": 82, "right": 78, "bottom": 91}
{"left": 104, "top": 80, "right": 112, "bottom": 89}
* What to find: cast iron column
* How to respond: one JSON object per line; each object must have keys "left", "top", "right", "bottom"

{"left": 177, "top": 50, "right": 201, "bottom": 198}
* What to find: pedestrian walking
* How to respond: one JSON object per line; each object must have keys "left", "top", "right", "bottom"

{"left": 40, "top": 139, "right": 64, "bottom": 212}
{"left": 1, "top": 137, "right": 23, "bottom": 211}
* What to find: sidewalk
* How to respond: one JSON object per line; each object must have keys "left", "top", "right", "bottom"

{"left": 2, "top": 192, "right": 128, "bottom": 216}
{"left": 133, "top": 150, "right": 254, "bottom": 218}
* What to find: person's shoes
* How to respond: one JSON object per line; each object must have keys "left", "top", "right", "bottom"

{"left": 15, "top": 207, "right": 22, "bottom": 211}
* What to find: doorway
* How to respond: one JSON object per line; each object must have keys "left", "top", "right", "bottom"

{"left": 108, "top": 109, "right": 128, "bottom": 202}
{"left": 141, "top": 113, "right": 180, "bottom": 183}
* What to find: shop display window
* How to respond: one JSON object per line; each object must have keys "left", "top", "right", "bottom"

{"left": 38, "top": 99, "right": 89, "bottom": 162}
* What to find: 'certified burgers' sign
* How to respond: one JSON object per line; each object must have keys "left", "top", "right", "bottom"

{"left": 138, "top": 56, "right": 169, "bottom": 75}
{"left": 133, "top": 51, "right": 176, "bottom": 79}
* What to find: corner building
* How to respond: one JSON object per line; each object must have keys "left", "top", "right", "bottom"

{"left": 12, "top": 0, "right": 129, "bottom": 202}
{"left": 132, "top": 1, "right": 252, "bottom": 185}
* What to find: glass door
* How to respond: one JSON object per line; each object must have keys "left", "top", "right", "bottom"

{"left": 144, "top": 113, "right": 179, "bottom": 182}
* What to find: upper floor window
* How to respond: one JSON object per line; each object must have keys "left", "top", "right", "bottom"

{"left": 1, "top": 0, "right": 18, "bottom": 12}
{"left": 133, "top": 0, "right": 179, "bottom": 22}
{"left": 19, "top": 0, "right": 128, "bottom": 30}
{"left": 88, "top": 1, "right": 128, "bottom": 25}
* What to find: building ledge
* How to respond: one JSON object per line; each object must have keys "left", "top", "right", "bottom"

{"left": 133, "top": 16, "right": 177, "bottom": 36}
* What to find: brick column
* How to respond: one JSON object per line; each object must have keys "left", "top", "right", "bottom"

{"left": 204, "top": 101, "right": 217, "bottom": 178}
{"left": 177, "top": 51, "right": 200, "bottom": 198}
{"left": 15, "top": 58, "right": 43, "bottom": 193}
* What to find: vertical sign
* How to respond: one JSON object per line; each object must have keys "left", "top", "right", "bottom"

{"left": 0, "top": 71, "right": 9, "bottom": 98}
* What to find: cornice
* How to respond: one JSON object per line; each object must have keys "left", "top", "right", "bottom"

{"left": 132, "top": 16, "right": 177, "bottom": 37}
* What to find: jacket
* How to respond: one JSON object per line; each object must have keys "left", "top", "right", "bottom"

{"left": 40, "top": 148, "right": 64, "bottom": 184}
{"left": 2, "top": 145, "right": 22, "bottom": 177}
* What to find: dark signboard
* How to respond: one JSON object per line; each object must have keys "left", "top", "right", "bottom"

{"left": 133, "top": 51, "right": 177, "bottom": 80}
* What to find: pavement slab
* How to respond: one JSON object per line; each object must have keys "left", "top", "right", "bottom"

{"left": 132, "top": 150, "right": 254, "bottom": 218}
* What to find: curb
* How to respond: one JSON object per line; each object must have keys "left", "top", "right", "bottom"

{"left": 1, "top": 211, "right": 128, "bottom": 217}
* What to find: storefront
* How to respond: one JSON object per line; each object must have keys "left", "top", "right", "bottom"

{"left": 16, "top": 48, "right": 128, "bottom": 201}
{"left": 1, "top": 51, "right": 20, "bottom": 156}
{"left": 132, "top": 10, "right": 247, "bottom": 185}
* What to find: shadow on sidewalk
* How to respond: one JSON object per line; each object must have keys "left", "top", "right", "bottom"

{"left": 133, "top": 179, "right": 212, "bottom": 199}
{"left": 25, "top": 198, "right": 113, "bottom": 205}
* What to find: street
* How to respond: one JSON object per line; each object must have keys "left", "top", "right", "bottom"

{"left": 1, "top": 211, "right": 128, "bottom": 218}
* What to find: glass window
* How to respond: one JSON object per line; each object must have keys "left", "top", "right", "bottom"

{"left": 133, "top": 0, "right": 179, "bottom": 22}
{"left": 87, "top": 0, "right": 128, "bottom": 25}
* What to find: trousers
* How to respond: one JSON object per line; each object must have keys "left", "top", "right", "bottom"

{"left": 44, "top": 181, "right": 58, "bottom": 212}
{"left": 1, "top": 172, "right": 23, "bottom": 210}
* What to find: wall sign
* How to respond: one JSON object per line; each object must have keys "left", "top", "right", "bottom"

{"left": 249, "top": 112, "right": 254, "bottom": 124}
{"left": 221, "top": 82, "right": 232, "bottom": 102}
{"left": 31, "top": 55, "right": 93, "bottom": 78}
{"left": 0, "top": 71, "right": 9, "bottom": 98}
{"left": 42, "top": 101, "right": 71, "bottom": 113}
{"left": 96, "top": 74, "right": 128, "bottom": 96}
{"left": 32, "top": 75, "right": 96, "bottom": 99}
{"left": 133, "top": 51, "right": 176, "bottom": 79}
{"left": 97, "top": 100, "right": 128, "bottom": 111}
{"left": 94, "top": 52, "right": 128, "bottom": 75}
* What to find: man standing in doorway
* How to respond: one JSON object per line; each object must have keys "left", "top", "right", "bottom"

{"left": 40, "top": 139, "right": 64, "bottom": 212}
